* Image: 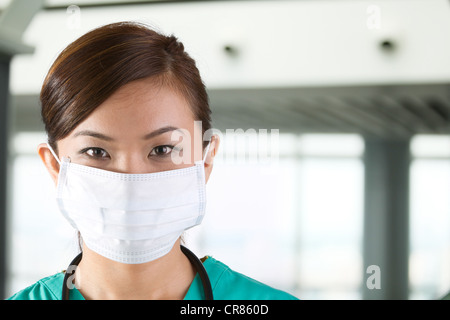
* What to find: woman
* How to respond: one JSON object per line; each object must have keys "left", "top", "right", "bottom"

{"left": 8, "top": 22, "right": 297, "bottom": 300}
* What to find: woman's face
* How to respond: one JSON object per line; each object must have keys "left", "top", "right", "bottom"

{"left": 39, "top": 77, "right": 217, "bottom": 183}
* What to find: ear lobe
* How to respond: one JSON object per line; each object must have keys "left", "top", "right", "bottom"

{"left": 37, "top": 143, "right": 60, "bottom": 185}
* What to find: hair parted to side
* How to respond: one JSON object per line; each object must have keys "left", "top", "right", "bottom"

{"left": 40, "top": 21, "right": 211, "bottom": 152}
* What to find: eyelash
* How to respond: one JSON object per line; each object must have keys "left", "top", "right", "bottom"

{"left": 149, "top": 145, "right": 176, "bottom": 157}
{"left": 80, "top": 147, "right": 109, "bottom": 160}
{"left": 79, "top": 145, "right": 177, "bottom": 160}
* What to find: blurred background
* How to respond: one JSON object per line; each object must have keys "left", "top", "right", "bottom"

{"left": 0, "top": 0, "right": 449, "bottom": 300}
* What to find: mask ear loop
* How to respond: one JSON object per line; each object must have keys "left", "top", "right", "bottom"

{"left": 46, "top": 143, "right": 61, "bottom": 165}
{"left": 202, "top": 141, "right": 212, "bottom": 164}
{"left": 46, "top": 143, "right": 72, "bottom": 164}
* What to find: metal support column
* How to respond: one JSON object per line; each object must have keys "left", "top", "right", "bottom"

{"left": 363, "top": 137, "right": 411, "bottom": 300}
{"left": 0, "top": 0, "right": 45, "bottom": 298}
{"left": 0, "top": 54, "right": 10, "bottom": 299}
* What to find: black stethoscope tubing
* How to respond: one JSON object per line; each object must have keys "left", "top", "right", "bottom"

{"left": 62, "top": 245, "right": 213, "bottom": 300}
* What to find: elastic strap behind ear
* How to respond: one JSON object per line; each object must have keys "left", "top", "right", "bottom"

{"left": 46, "top": 142, "right": 61, "bottom": 165}
{"left": 202, "top": 141, "right": 211, "bottom": 163}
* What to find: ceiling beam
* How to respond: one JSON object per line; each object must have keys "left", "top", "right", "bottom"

{"left": 43, "top": 0, "right": 225, "bottom": 10}
{"left": 0, "top": 0, "right": 45, "bottom": 56}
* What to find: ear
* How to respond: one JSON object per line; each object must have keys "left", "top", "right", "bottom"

{"left": 37, "top": 143, "right": 60, "bottom": 185}
{"left": 204, "top": 135, "right": 220, "bottom": 183}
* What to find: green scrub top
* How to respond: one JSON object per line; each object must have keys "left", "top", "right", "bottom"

{"left": 7, "top": 256, "right": 298, "bottom": 300}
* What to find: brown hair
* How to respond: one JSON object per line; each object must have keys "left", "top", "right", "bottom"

{"left": 40, "top": 21, "right": 211, "bottom": 151}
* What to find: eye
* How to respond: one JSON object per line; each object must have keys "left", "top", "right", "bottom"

{"left": 83, "top": 147, "right": 110, "bottom": 159}
{"left": 149, "top": 145, "right": 174, "bottom": 157}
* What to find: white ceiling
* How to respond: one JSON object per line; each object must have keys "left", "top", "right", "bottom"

{"left": 0, "top": 0, "right": 172, "bottom": 10}
{"left": 4, "top": 0, "right": 450, "bottom": 137}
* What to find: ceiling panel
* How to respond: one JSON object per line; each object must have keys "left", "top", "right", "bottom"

{"left": 207, "top": 83, "right": 450, "bottom": 139}
{"left": 11, "top": 83, "right": 450, "bottom": 138}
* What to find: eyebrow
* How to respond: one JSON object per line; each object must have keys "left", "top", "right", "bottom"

{"left": 72, "top": 126, "right": 182, "bottom": 141}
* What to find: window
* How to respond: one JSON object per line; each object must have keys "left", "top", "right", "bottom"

{"left": 7, "top": 132, "right": 365, "bottom": 299}
{"left": 7, "top": 132, "right": 77, "bottom": 295}
{"left": 187, "top": 133, "right": 365, "bottom": 299}
{"left": 409, "top": 135, "right": 450, "bottom": 300}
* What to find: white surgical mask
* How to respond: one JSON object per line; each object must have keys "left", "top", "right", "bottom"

{"left": 48, "top": 143, "right": 210, "bottom": 264}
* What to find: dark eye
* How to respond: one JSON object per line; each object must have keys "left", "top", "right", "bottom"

{"left": 150, "top": 145, "right": 173, "bottom": 156}
{"left": 84, "top": 147, "right": 110, "bottom": 159}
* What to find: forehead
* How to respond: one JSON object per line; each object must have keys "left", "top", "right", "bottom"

{"left": 77, "top": 78, "right": 195, "bottom": 135}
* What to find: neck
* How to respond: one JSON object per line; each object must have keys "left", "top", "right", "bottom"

{"left": 74, "top": 239, "right": 196, "bottom": 300}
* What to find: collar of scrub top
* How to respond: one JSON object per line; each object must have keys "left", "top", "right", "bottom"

{"left": 62, "top": 245, "right": 213, "bottom": 300}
